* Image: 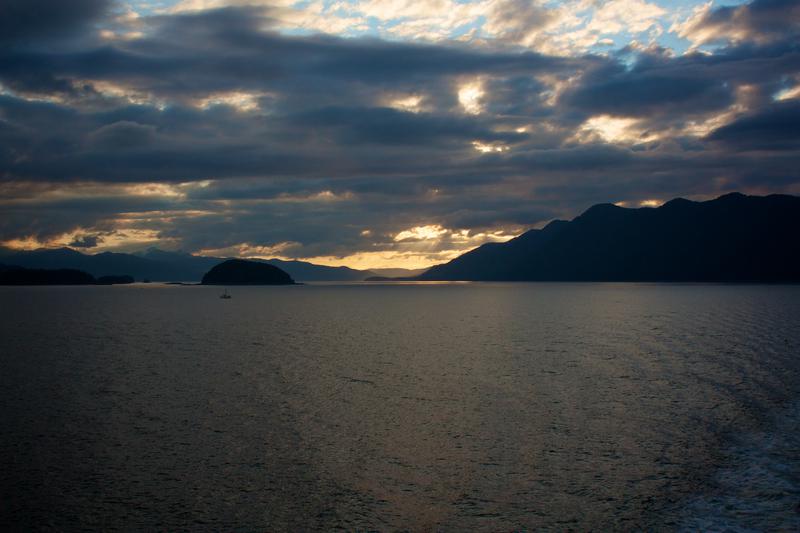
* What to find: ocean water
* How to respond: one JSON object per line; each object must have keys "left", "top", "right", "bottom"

{"left": 1, "top": 282, "right": 799, "bottom": 531}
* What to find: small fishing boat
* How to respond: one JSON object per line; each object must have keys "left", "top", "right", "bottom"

{"left": 220, "top": 288, "right": 232, "bottom": 299}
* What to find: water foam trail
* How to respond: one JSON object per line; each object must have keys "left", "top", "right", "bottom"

{"left": 676, "top": 400, "right": 800, "bottom": 532}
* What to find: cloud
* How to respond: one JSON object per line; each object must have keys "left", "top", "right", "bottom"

{"left": 0, "top": 0, "right": 111, "bottom": 45}
{"left": 88, "top": 120, "right": 158, "bottom": 148}
{"left": 68, "top": 234, "right": 101, "bottom": 248}
{"left": 0, "top": 1, "right": 798, "bottom": 267}
{"left": 707, "top": 99, "right": 800, "bottom": 150}
{"left": 676, "top": 0, "right": 800, "bottom": 48}
{"left": 564, "top": 66, "right": 733, "bottom": 118}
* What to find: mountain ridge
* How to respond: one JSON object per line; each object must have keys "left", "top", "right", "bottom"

{"left": 0, "top": 247, "right": 385, "bottom": 282}
{"left": 419, "top": 192, "right": 800, "bottom": 282}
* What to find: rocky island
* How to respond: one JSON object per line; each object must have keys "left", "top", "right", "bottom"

{"left": 201, "top": 259, "right": 296, "bottom": 285}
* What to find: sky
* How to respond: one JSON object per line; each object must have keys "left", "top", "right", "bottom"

{"left": 0, "top": 0, "right": 798, "bottom": 269}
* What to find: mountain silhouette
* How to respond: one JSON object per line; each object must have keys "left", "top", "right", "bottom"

{"left": 0, "top": 247, "right": 184, "bottom": 281}
{"left": 419, "top": 193, "right": 800, "bottom": 282}
{"left": 201, "top": 259, "right": 296, "bottom": 285}
{"left": 261, "top": 257, "right": 365, "bottom": 282}
{"left": 0, "top": 267, "right": 97, "bottom": 285}
{"left": 0, "top": 247, "right": 381, "bottom": 282}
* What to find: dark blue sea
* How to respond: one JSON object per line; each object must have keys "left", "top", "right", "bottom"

{"left": 1, "top": 283, "right": 799, "bottom": 531}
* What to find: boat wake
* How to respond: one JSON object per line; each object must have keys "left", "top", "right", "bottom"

{"left": 675, "top": 400, "right": 800, "bottom": 531}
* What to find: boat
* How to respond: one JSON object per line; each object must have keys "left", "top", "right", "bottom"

{"left": 220, "top": 288, "right": 232, "bottom": 299}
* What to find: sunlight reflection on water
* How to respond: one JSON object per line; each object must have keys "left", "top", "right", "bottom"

{"left": 1, "top": 283, "right": 799, "bottom": 530}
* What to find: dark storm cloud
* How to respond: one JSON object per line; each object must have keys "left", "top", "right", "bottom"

{"left": 88, "top": 120, "right": 159, "bottom": 149}
{"left": 708, "top": 99, "right": 800, "bottom": 150}
{"left": 0, "top": 0, "right": 798, "bottom": 260}
{"left": 0, "top": 6, "right": 581, "bottom": 99}
{"left": 563, "top": 37, "right": 800, "bottom": 118}
{"left": 288, "top": 106, "right": 525, "bottom": 146}
{"left": 0, "top": 0, "right": 111, "bottom": 45}
{"left": 564, "top": 67, "right": 733, "bottom": 117}
{"left": 68, "top": 234, "right": 100, "bottom": 248}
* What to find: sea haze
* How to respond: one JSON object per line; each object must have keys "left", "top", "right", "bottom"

{"left": 1, "top": 283, "right": 799, "bottom": 530}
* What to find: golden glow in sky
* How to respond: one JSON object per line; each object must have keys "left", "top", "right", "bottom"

{"left": 1, "top": 0, "right": 795, "bottom": 272}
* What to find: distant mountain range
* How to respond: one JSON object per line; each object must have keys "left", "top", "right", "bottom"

{"left": 419, "top": 192, "right": 800, "bottom": 282}
{"left": 0, "top": 247, "right": 422, "bottom": 282}
{"left": 0, "top": 266, "right": 97, "bottom": 285}
{"left": 3, "top": 192, "right": 797, "bottom": 283}
{"left": 0, "top": 265, "right": 134, "bottom": 285}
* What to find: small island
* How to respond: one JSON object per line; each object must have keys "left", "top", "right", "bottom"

{"left": 96, "top": 275, "right": 135, "bottom": 285}
{"left": 201, "top": 259, "right": 296, "bottom": 285}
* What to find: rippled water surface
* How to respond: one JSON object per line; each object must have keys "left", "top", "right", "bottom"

{"left": 2, "top": 283, "right": 800, "bottom": 531}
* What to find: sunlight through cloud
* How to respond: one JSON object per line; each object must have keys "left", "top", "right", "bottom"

{"left": 458, "top": 80, "right": 484, "bottom": 115}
